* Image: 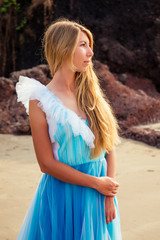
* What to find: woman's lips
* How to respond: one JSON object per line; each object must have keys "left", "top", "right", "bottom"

{"left": 84, "top": 61, "right": 90, "bottom": 65}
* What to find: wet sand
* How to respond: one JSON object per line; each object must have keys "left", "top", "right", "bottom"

{"left": 0, "top": 134, "right": 160, "bottom": 240}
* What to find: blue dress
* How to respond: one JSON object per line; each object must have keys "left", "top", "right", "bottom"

{"left": 16, "top": 76, "right": 122, "bottom": 240}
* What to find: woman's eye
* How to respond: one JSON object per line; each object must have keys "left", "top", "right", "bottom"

{"left": 80, "top": 43, "right": 86, "bottom": 46}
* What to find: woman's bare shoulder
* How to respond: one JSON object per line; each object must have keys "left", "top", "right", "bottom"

{"left": 29, "top": 99, "right": 46, "bottom": 121}
{"left": 29, "top": 99, "right": 39, "bottom": 105}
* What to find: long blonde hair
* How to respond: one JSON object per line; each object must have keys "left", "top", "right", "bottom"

{"left": 43, "top": 18, "right": 120, "bottom": 158}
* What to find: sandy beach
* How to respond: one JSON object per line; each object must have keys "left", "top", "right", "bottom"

{"left": 0, "top": 134, "right": 160, "bottom": 240}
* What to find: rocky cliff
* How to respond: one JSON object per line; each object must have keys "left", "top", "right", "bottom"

{"left": 0, "top": 0, "right": 160, "bottom": 89}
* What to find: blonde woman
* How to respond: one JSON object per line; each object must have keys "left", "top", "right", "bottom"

{"left": 16, "top": 19, "right": 122, "bottom": 239}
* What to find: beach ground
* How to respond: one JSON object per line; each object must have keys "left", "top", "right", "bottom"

{"left": 0, "top": 134, "right": 160, "bottom": 240}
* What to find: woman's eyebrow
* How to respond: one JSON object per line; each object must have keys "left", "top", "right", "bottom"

{"left": 80, "top": 40, "right": 89, "bottom": 44}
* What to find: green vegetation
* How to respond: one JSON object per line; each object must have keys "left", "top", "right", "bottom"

{"left": 0, "top": 0, "right": 20, "bottom": 13}
{"left": 0, "top": 0, "right": 27, "bottom": 30}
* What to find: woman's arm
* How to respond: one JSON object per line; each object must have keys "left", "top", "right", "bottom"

{"left": 29, "top": 100, "right": 119, "bottom": 197}
{"left": 105, "top": 149, "right": 118, "bottom": 224}
{"left": 106, "top": 149, "right": 116, "bottom": 178}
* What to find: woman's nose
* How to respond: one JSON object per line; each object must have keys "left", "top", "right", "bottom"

{"left": 87, "top": 47, "right": 94, "bottom": 57}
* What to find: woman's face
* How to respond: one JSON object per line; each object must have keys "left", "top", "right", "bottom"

{"left": 73, "top": 31, "right": 93, "bottom": 72}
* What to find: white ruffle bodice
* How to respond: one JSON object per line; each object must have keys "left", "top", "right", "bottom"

{"left": 16, "top": 76, "right": 95, "bottom": 149}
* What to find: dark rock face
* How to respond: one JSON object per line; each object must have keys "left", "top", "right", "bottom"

{"left": 1, "top": 0, "right": 160, "bottom": 90}
{"left": 0, "top": 61, "right": 160, "bottom": 148}
{"left": 92, "top": 1, "right": 160, "bottom": 90}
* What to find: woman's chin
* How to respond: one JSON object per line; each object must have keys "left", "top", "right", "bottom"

{"left": 76, "top": 66, "right": 89, "bottom": 73}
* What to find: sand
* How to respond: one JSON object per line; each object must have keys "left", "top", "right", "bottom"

{"left": 0, "top": 134, "right": 160, "bottom": 240}
{"left": 134, "top": 122, "right": 160, "bottom": 131}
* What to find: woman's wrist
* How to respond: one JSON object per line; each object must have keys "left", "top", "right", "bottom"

{"left": 86, "top": 175, "right": 100, "bottom": 190}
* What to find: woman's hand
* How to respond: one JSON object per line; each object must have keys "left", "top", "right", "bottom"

{"left": 105, "top": 196, "right": 116, "bottom": 224}
{"left": 95, "top": 176, "right": 119, "bottom": 197}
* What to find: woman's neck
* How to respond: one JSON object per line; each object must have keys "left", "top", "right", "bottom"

{"left": 51, "top": 64, "right": 76, "bottom": 93}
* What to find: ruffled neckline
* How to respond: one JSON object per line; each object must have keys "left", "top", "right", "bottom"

{"left": 40, "top": 81, "right": 95, "bottom": 148}
{"left": 16, "top": 76, "right": 95, "bottom": 149}
{"left": 44, "top": 86, "right": 88, "bottom": 123}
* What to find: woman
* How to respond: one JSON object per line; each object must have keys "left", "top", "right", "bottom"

{"left": 16, "top": 18, "right": 122, "bottom": 239}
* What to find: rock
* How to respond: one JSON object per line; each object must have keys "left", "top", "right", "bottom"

{"left": 0, "top": 77, "right": 15, "bottom": 101}
{"left": 98, "top": 38, "right": 135, "bottom": 72}
{"left": 10, "top": 64, "right": 51, "bottom": 86}
{"left": 94, "top": 60, "right": 160, "bottom": 127}
{"left": 0, "top": 64, "right": 50, "bottom": 134}
{"left": 115, "top": 73, "right": 160, "bottom": 99}
{"left": 121, "top": 127, "right": 160, "bottom": 148}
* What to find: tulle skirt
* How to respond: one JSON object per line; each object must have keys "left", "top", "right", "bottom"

{"left": 17, "top": 159, "right": 121, "bottom": 240}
